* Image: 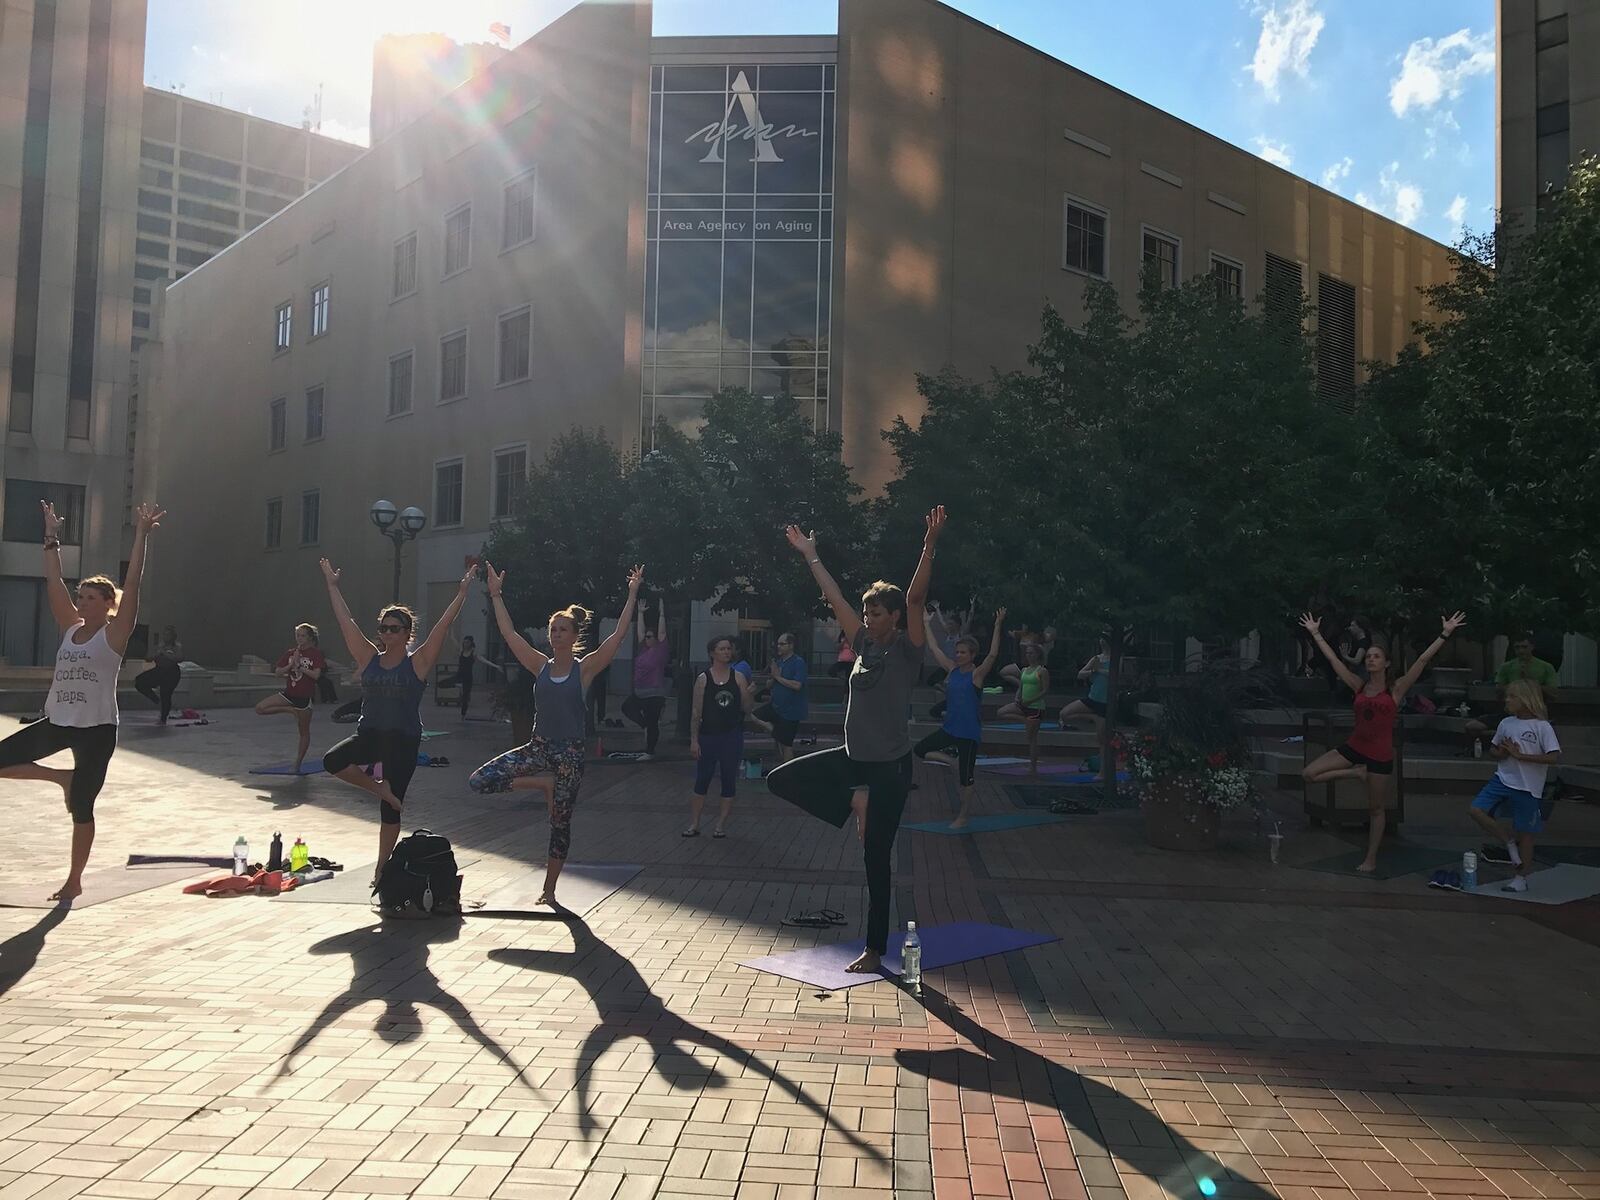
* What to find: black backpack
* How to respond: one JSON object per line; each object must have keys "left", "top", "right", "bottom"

{"left": 375, "top": 829, "right": 461, "bottom": 917}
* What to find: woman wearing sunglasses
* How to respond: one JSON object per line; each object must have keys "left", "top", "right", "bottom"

{"left": 317, "top": 557, "right": 476, "bottom": 877}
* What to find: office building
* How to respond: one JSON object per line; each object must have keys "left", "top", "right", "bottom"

{"left": 143, "top": 0, "right": 1457, "bottom": 667}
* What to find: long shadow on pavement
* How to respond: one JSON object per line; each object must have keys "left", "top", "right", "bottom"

{"left": 896, "top": 983, "right": 1276, "bottom": 1200}
{"left": 489, "top": 914, "right": 886, "bottom": 1161}
{"left": 275, "top": 918, "right": 539, "bottom": 1090}
{"left": 0, "top": 906, "right": 68, "bottom": 999}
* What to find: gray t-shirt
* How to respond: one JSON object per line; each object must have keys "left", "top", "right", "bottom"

{"left": 844, "top": 628, "right": 921, "bottom": 762}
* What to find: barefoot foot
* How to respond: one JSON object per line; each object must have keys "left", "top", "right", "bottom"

{"left": 949, "top": 816, "right": 969, "bottom": 830}
{"left": 49, "top": 879, "right": 83, "bottom": 902}
{"left": 845, "top": 949, "right": 881, "bottom": 973}
{"left": 536, "top": 891, "right": 556, "bottom": 907}
{"left": 1356, "top": 859, "right": 1378, "bottom": 874}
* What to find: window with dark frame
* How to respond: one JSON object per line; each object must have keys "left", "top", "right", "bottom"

{"left": 503, "top": 171, "right": 537, "bottom": 248}
{"left": 2, "top": 480, "right": 86, "bottom": 545}
{"left": 393, "top": 232, "right": 418, "bottom": 297}
{"left": 300, "top": 490, "right": 320, "bottom": 545}
{"left": 265, "top": 498, "right": 282, "bottom": 548}
{"left": 388, "top": 351, "right": 414, "bottom": 417}
{"left": 310, "top": 282, "right": 330, "bottom": 337}
{"left": 444, "top": 205, "right": 472, "bottom": 275}
{"left": 268, "top": 396, "right": 286, "bottom": 451}
{"left": 305, "top": 385, "right": 325, "bottom": 441}
{"left": 274, "top": 301, "right": 292, "bottom": 350}
{"left": 435, "top": 460, "right": 464, "bottom": 527}
{"left": 493, "top": 447, "right": 527, "bottom": 520}
{"left": 440, "top": 331, "right": 468, "bottom": 401}
{"left": 1210, "top": 254, "right": 1243, "bottom": 299}
{"left": 1063, "top": 200, "right": 1107, "bottom": 276}
{"left": 1142, "top": 230, "right": 1179, "bottom": 288}
{"left": 498, "top": 308, "right": 531, "bottom": 384}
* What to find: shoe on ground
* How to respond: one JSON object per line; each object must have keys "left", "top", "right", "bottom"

{"left": 1502, "top": 875, "right": 1528, "bottom": 893}
{"left": 636, "top": 752, "right": 653, "bottom": 762}
{"left": 1479, "top": 842, "right": 1514, "bottom": 866}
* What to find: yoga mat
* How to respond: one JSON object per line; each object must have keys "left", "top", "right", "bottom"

{"left": 975, "top": 756, "right": 1029, "bottom": 767}
{"left": 1536, "top": 845, "right": 1600, "bottom": 868}
{"left": 471, "top": 863, "right": 641, "bottom": 918}
{"left": 250, "top": 759, "right": 324, "bottom": 776}
{"left": 989, "top": 721, "right": 1062, "bottom": 732}
{"left": 1294, "top": 845, "right": 1458, "bottom": 881}
{"left": 741, "top": 921, "right": 1058, "bottom": 991}
{"left": 1468, "top": 864, "right": 1600, "bottom": 905}
{"left": 985, "top": 763, "right": 1130, "bottom": 781}
{"left": 0, "top": 865, "right": 207, "bottom": 910}
{"left": 1004, "top": 783, "right": 1138, "bottom": 811}
{"left": 126, "top": 853, "right": 232, "bottom": 869}
{"left": 904, "top": 812, "right": 1068, "bottom": 836}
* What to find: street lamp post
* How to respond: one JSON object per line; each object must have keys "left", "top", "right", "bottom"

{"left": 370, "top": 499, "right": 427, "bottom": 602}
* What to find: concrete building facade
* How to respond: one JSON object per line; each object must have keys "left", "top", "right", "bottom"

{"left": 371, "top": 33, "right": 510, "bottom": 147}
{"left": 1496, "top": 0, "right": 1599, "bottom": 233}
{"left": 143, "top": 0, "right": 1456, "bottom": 668}
{"left": 1, "top": 0, "right": 147, "bottom": 668}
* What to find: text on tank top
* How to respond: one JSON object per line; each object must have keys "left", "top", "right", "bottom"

{"left": 45, "top": 623, "right": 123, "bottom": 728}
{"left": 357, "top": 653, "right": 426, "bottom": 737}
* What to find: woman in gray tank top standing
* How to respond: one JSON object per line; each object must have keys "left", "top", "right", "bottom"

{"left": 469, "top": 562, "right": 644, "bottom": 906}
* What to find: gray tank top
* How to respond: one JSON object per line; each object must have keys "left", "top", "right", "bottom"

{"left": 533, "top": 662, "right": 586, "bottom": 741}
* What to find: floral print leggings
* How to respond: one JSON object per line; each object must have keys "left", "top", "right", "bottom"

{"left": 468, "top": 735, "right": 586, "bottom": 860}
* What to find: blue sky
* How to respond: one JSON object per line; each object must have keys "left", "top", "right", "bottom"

{"left": 144, "top": 0, "right": 1496, "bottom": 245}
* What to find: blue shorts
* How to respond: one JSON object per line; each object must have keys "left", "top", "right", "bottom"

{"left": 1471, "top": 776, "right": 1543, "bottom": 834}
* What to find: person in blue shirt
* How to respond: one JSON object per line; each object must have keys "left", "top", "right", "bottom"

{"left": 916, "top": 607, "right": 1005, "bottom": 828}
{"left": 753, "top": 631, "right": 809, "bottom": 765}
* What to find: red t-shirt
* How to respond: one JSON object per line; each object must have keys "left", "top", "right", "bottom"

{"left": 1347, "top": 688, "right": 1397, "bottom": 761}
{"left": 277, "top": 646, "right": 326, "bottom": 701}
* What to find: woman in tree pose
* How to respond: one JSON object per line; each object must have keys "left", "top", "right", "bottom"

{"left": 996, "top": 641, "right": 1050, "bottom": 776}
{"left": 255, "top": 623, "right": 326, "bottom": 772}
{"left": 916, "top": 606, "right": 1005, "bottom": 828}
{"left": 135, "top": 625, "right": 183, "bottom": 725}
{"left": 685, "top": 634, "right": 755, "bottom": 838}
{"left": 768, "top": 506, "right": 946, "bottom": 974}
{"left": 317, "top": 558, "right": 475, "bottom": 878}
{"left": 469, "top": 563, "right": 643, "bottom": 906}
{"left": 1058, "top": 638, "right": 1111, "bottom": 777}
{"left": 0, "top": 501, "right": 163, "bottom": 901}
{"left": 1300, "top": 609, "right": 1466, "bottom": 872}
{"left": 622, "top": 600, "right": 671, "bottom": 760}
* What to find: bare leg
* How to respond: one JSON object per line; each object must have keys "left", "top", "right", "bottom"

{"left": 1467, "top": 805, "right": 1507, "bottom": 845}
{"left": 375, "top": 821, "right": 401, "bottom": 884}
{"left": 687, "top": 792, "right": 706, "bottom": 834}
{"left": 714, "top": 794, "right": 733, "bottom": 835}
{"left": 1303, "top": 748, "right": 1365, "bottom": 785}
{"left": 51, "top": 822, "right": 94, "bottom": 901}
{"left": 1514, "top": 832, "right": 1534, "bottom": 878}
{"left": 0, "top": 764, "right": 74, "bottom": 809}
{"left": 510, "top": 774, "right": 556, "bottom": 818}
{"left": 540, "top": 858, "right": 565, "bottom": 905}
{"left": 950, "top": 783, "right": 974, "bottom": 829}
{"left": 1026, "top": 718, "right": 1040, "bottom": 777}
{"left": 1358, "top": 774, "right": 1388, "bottom": 873}
{"left": 294, "top": 710, "right": 312, "bottom": 770}
{"left": 331, "top": 765, "right": 402, "bottom": 812}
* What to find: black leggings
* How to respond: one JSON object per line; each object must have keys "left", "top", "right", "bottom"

{"left": 322, "top": 730, "right": 421, "bottom": 824}
{"left": 915, "top": 728, "right": 979, "bottom": 787}
{"left": 621, "top": 694, "right": 666, "bottom": 754}
{"left": 766, "top": 747, "right": 909, "bottom": 954}
{"left": 0, "top": 720, "right": 117, "bottom": 823}
{"left": 135, "top": 661, "right": 181, "bottom": 721}
{"left": 454, "top": 673, "right": 474, "bottom": 714}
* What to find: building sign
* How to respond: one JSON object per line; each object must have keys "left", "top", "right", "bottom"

{"left": 687, "top": 70, "right": 819, "bottom": 164}
{"left": 658, "top": 211, "right": 825, "bottom": 239}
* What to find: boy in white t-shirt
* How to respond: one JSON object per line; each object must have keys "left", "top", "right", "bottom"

{"left": 1466, "top": 680, "right": 1560, "bottom": 892}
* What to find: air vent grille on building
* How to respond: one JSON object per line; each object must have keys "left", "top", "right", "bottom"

{"left": 1316, "top": 272, "right": 1357, "bottom": 413}
{"left": 1263, "top": 251, "right": 1304, "bottom": 343}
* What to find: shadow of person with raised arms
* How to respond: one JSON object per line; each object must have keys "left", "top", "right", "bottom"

{"left": 0, "top": 907, "right": 69, "bottom": 999}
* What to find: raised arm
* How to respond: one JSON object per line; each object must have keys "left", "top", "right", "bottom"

{"left": 903, "top": 505, "right": 947, "bottom": 649}
{"left": 922, "top": 609, "right": 956, "bottom": 672}
{"left": 411, "top": 563, "right": 477, "bottom": 679}
{"left": 786, "top": 525, "right": 861, "bottom": 643}
{"left": 1393, "top": 611, "right": 1466, "bottom": 701}
{"left": 581, "top": 565, "right": 644, "bottom": 686}
{"left": 39, "top": 502, "right": 80, "bottom": 633}
{"left": 321, "top": 558, "right": 379, "bottom": 670}
{"left": 1298, "top": 613, "right": 1364, "bottom": 692}
{"left": 973, "top": 607, "right": 1006, "bottom": 685}
{"left": 483, "top": 562, "right": 548, "bottom": 675}
{"left": 107, "top": 504, "right": 164, "bottom": 656}
{"left": 656, "top": 600, "right": 667, "bottom": 643}
{"left": 960, "top": 600, "right": 976, "bottom": 637}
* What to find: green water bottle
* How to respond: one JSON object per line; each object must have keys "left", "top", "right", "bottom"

{"left": 289, "top": 837, "right": 309, "bottom": 872}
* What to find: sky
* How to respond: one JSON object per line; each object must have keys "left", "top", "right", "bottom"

{"left": 143, "top": 0, "right": 1497, "bottom": 247}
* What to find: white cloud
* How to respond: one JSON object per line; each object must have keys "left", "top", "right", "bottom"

{"left": 1445, "top": 194, "right": 1468, "bottom": 231}
{"left": 1253, "top": 137, "right": 1294, "bottom": 169}
{"left": 1354, "top": 162, "right": 1425, "bottom": 228}
{"left": 1247, "top": 0, "right": 1325, "bottom": 100}
{"left": 1389, "top": 28, "right": 1495, "bottom": 117}
{"left": 1320, "top": 156, "right": 1353, "bottom": 189}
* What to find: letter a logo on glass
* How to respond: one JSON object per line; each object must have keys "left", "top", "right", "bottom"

{"left": 689, "top": 70, "right": 818, "bottom": 164}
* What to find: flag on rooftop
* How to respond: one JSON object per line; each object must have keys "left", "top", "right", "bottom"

{"left": 489, "top": 21, "right": 511, "bottom": 46}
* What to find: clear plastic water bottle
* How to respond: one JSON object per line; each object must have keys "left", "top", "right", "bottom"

{"left": 288, "top": 838, "right": 309, "bottom": 872}
{"left": 1462, "top": 851, "right": 1478, "bottom": 890}
{"left": 232, "top": 836, "right": 249, "bottom": 876}
{"left": 901, "top": 921, "right": 922, "bottom": 994}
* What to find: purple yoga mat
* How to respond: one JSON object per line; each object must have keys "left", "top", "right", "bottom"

{"left": 741, "top": 921, "right": 1057, "bottom": 991}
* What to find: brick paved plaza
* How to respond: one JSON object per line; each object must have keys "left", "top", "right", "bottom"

{"left": 1, "top": 713, "right": 1598, "bottom": 1200}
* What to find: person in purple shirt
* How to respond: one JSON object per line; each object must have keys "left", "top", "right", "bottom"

{"left": 622, "top": 601, "right": 670, "bottom": 760}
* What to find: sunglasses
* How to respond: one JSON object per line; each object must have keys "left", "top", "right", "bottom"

{"left": 377, "top": 624, "right": 408, "bottom": 635}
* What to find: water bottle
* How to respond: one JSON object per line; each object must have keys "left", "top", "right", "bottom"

{"left": 267, "top": 833, "right": 284, "bottom": 873}
{"left": 1472, "top": 739, "right": 1483, "bottom": 760}
{"left": 288, "top": 837, "right": 309, "bottom": 872}
{"left": 1462, "top": 851, "right": 1478, "bottom": 890}
{"left": 901, "top": 921, "right": 922, "bottom": 994}
{"left": 232, "top": 836, "right": 249, "bottom": 876}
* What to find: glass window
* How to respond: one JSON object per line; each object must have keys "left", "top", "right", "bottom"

{"left": 177, "top": 174, "right": 238, "bottom": 203}
{"left": 1537, "top": 14, "right": 1568, "bottom": 49}
{"left": 653, "top": 240, "right": 723, "bottom": 352}
{"left": 1063, "top": 200, "right": 1107, "bottom": 276}
{"left": 268, "top": 397, "right": 286, "bottom": 451}
{"left": 178, "top": 149, "right": 240, "bottom": 180}
{"left": 264, "top": 497, "right": 282, "bottom": 548}
{"left": 1210, "top": 254, "right": 1243, "bottom": 299}
{"left": 141, "top": 139, "right": 174, "bottom": 164}
{"left": 1538, "top": 130, "right": 1571, "bottom": 191}
{"left": 3, "top": 480, "right": 85, "bottom": 545}
{"left": 136, "top": 238, "right": 167, "bottom": 260}
{"left": 176, "top": 220, "right": 234, "bottom": 248}
{"left": 175, "top": 246, "right": 212, "bottom": 268}
{"left": 299, "top": 490, "right": 320, "bottom": 545}
{"left": 388, "top": 351, "right": 414, "bottom": 416}
{"left": 503, "top": 170, "right": 536, "bottom": 248}
{"left": 310, "top": 282, "right": 330, "bottom": 338}
{"left": 440, "top": 331, "right": 469, "bottom": 401}
{"left": 136, "top": 214, "right": 170, "bottom": 237}
{"left": 1537, "top": 43, "right": 1569, "bottom": 105}
{"left": 1537, "top": 102, "right": 1570, "bottom": 136}
{"left": 752, "top": 240, "right": 822, "bottom": 358}
{"left": 134, "top": 263, "right": 168, "bottom": 281}
{"left": 274, "top": 301, "right": 291, "bottom": 350}
{"left": 498, "top": 308, "right": 531, "bottom": 384}
{"left": 435, "top": 460, "right": 464, "bottom": 527}
{"left": 1142, "top": 230, "right": 1180, "bottom": 288}
{"left": 245, "top": 191, "right": 288, "bottom": 215}
{"left": 305, "top": 385, "right": 324, "bottom": 441}
{"left": 750, "top": 89, "right": 826, "bottom": 194}
{"left": 493, "top": 447, "right": 527, "bottom": 520}
{"left": 176, "top": 198, "right": 236, "bottom": 225}
{"left": 658, "top": 91, "right": 737, "bottom": 195}
{"left": 393, "top": 232, "right": 418, "bottom": 297}
{"left": 444, "top": 204, "right": 472, "bottom": 275}
{"left": 137, "top": 188, "right": 171, "bottom": 212}
{"left": 140, "top": 165, "right": 173, "bottom": 188}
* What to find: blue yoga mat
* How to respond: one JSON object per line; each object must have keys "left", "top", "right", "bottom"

{"left": 250, "top": 759, "right": 324, "bottom": 775}
{"left": 741, "top": 921, "right": 1057, "bottom": 991}
{"left": 904, "top": 812, "right": 1068, "bottom": 836}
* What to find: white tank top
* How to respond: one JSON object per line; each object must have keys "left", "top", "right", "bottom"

{"left": 45, "top": 623, "right": 122, "bottom": 728}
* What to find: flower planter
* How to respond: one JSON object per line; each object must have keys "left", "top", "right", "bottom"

{"left": 1140, "top": 774, "right": 1221, "bottom": 851}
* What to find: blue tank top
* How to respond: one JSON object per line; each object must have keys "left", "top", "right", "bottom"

{"left": 358, "top": 653, "right": 426, "bottom": 737}
{"left": 533, "top": 662, "right": 586, "bottom": 741}
{"left": 943, "top": 666, "right": 982, "bottom": 740}
{"left": 1088, "top": 657, "right": 1109, "bottom": 703}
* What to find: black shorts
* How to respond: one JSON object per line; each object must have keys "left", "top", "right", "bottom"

{"left": 280, "top": 692, "right": 311, "bottom": 710}
{"left": 1083, "top": 697, "right": 1107, "bottom": 717}
{"left": 1336, "top": 743, "right": 1394, "bottom": 775}
{"left": 754, "top": 702, "right": 800, "bottom": 747}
